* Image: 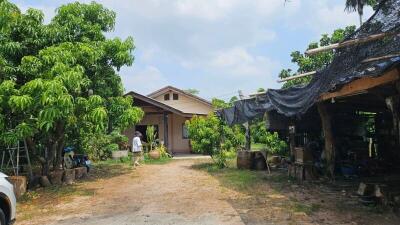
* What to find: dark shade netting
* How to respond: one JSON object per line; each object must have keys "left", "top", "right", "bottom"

{"left": 217, "top": 0, "right": 400, "bottom": 126}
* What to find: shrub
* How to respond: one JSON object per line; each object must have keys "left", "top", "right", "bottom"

{"left": 186, "top": 113, "right": 245, "bottom": 168}
{"left": 156, "top": 144, "right": 171, "bottom": 158}
{"left": 262, "top": 132, "right": 288, "bottom": 156}
{"left": 250, "top": 120, "right": 288, "bottom": 156}
{"left": 146, "top": 126, "right": 157, "bottom": 151}
{"left": 109, "top": 131, "right": 129, "bottom": 149}
{"left": 82, "top": 131, "right": 129, "bottom": 161}
{"left": 105, "top": 143, "right": 119, "bottom": 152}
{"left": 83, "top": 133, "right": 112, "bottom": 161}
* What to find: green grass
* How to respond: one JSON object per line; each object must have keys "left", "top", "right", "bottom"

{"left": 290, "top": 201, "right": 321, "bottom": 215}
{"left": 251, "top": 143, "right": 266, "bottom": 151}
{"left": 96, "top": 156, "right": 131, "bottom": 166}
{"left": 143, "top": 153, "right": 172, "bottom": 164}
{"left": 144, "top": 156, "right": 172, "bottom": 164}
{"left": 192, "top": 162, "right": 264, "bottom": 192}
{"left": 97, "top": 154, "right": 172, "bottom": 166}
{"left": 18, "top": 184, "right": 96, "bottom": 203}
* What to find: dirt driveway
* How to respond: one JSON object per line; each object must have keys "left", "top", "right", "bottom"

{"left": 18, "top": 159, "right": 244, "bottom": 225}
{"left": 17, "top": 159, "right": 400, "bottom": 225}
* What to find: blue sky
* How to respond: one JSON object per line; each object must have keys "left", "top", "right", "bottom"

{"left": 13, "top": 0, "right": 373, "bottom": 100}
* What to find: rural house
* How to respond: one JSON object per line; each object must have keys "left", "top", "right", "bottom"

{"left": 124, "top": 86, "right": 213, "bottom": 154}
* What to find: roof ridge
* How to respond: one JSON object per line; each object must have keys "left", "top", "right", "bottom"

{"left": 147, "top": 86, "right": 212, "bottom": 106}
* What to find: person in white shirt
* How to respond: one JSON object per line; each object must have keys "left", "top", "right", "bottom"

{"left": 132, "top": 131, "right": 143, "bottom": 167}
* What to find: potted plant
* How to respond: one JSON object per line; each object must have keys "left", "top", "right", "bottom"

{"left": 109, "top": 144, "right": 128, "bottom": 160}
{"left": 146, "top": 126, "right": 160, "bottom": 159}
{"left": 109, "top": 132, "right": 129, "bottom": 159}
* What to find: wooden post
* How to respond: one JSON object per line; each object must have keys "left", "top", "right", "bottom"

{"left": 288, "top": 124, "right": 296, "bottom": 160}
{"left": 317, "top": 103, "right": 335, "bottom": 179}
{"left": 163, "top": 112, "right": 170, "bottom": 154}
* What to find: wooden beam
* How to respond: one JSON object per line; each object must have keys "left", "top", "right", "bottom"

{"left": 305, "top": 32, "right": 398, "bottom": 56}
{"left": 319, "top": 68, "right": 400, "bottom": 102}
{"left": 361, "top": 53, "right": 400, "bottom": 64}
{"left": 277, "top": 71, "right": 317, "bottom": 83}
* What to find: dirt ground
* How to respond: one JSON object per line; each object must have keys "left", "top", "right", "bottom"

{"left": 17, "top": 159, "right": 400, "bottom": 225}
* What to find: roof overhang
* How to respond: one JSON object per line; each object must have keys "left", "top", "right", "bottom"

{"left": 125, "top": 91, "right": 194, "bottom": 117}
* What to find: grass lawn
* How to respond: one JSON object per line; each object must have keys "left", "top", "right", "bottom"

{"left": 251, "top": 143, "right": 266, "bottom": 151}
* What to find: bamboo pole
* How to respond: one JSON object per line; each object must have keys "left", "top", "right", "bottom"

{"left": 277, "top": 71, "right": 316, "bottom": 83}
{"left": 361, "top": 53, "right": 400, "bottom": 63}
{"left": 305, "top": 32, "right": 398, "bottom": 56}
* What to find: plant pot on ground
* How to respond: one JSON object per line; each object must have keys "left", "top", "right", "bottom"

{"left": 146, "top": 125, "right": 160, "bottom": 159}
{"left": 149, "top": 150, "right": 161, "bottom": 159}
{"left": 111, "top": 150, "right": 129, "bottom": 159}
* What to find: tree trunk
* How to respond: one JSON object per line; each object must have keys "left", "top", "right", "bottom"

{"left": 53, "top": 121, "right": 65, "bottom": 170}
{"left": 44, "top": 121, "right": 66, "bottom": 174}
{"left": 55, "top": 137, "right": 65, "bottom": 170}
{"left": 317, "top": 102, "right": 336, "bottom": 179}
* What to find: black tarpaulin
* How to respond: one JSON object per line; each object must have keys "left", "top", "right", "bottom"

{"left": 217, "top": 0, "right": 400, "bottom": 126}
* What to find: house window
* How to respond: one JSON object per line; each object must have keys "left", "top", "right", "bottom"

{"left": 173, "top": 93, "right": 179, "bottom": 100}
{"left": 182, "top": 124, "right": 189, "bottom": 139}
{"left": 164, "top": 93, "right": 170, "bottom": 101}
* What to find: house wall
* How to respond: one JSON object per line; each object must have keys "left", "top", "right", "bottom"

{"left": 153, "top": 91, "right": 212, "bottom": 115}
{"left": 169, "top": 114, "right": 191, "bottom": 153}
{"left": 123, "top": 106, "right": 166, "bottom": 147}
{"left": 123, "top": 108, "right": 192, "bottom": 154}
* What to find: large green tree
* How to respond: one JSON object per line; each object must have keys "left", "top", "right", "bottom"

{"left": 279, "top": 26, "right": 356, "bottom": 88}
{"left": 0, "top": 1, "right": 143, "bottom": 174}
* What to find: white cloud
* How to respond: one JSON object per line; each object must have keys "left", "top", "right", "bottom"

{"left": 210, "top": 47, "right": 279, "bottom": 77}
{"left": 174, "top": 0, "right": 237, "bottom": 21}
{"left": 121, "top": 66, "right": 168, "bottom": 94}
{"left": 312, "top": 4, "right": 374, "bottom": 34}
{"left": 12, "top": 0, "right": 378, "bottom": 99}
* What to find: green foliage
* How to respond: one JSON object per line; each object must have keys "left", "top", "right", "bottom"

{"left": 215, "top": 150, "right": 228, "bottom": 169}
{"left": 257, "top": 88, "right": 266, "bottom": 93}
{"left": 183, "top": 88, "right": 199, "bottom": 95}
{"left": 83, "top": 133, "right": 113, "bottom": 161}
{"left": 212, "top": 98, "right": 232, "bottom": 109}
{"left": 0, "top": 1, "right": 143, "bottom": 172}
{"left": 229, "top": 96, "right": 238, "bottom": 104}
{"left": 146, "top": 125, "right": 157, "bottom": 151}
{"left": 186, "top": 114, "right": 221, "bottom": 155}
{"left": 251, "top": 120, "right": 288, "bottom": 156}
{"left": 81, "top": 130, "right": 129, "bottom": 161}
{"left": 263, "top": 132, "right": 288, "bottom": 156}
{"left": 109, "top": 130, "right": 128, "bottom": 146}
{"left": 107, "top": 96, "right": 144, "bottom": 132}
{"left": 155, "top": 144, "right": 171, "bottom": 158}
{"left": 186, "top": 111, "right": 245, "bottom": 168}
{"left": 279, "top": 26, "right": 356, "bottom": 88}
{"left": 105, "top": 143, "right": 119, "bottom": 152}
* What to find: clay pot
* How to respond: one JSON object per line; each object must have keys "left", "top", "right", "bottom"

{"left": 149, "top": 150, "right": 161, "bottom": 159}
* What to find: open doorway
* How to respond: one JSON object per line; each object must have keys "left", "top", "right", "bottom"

{"left": 135, "top": 125, "right": 159, "bottom": 143}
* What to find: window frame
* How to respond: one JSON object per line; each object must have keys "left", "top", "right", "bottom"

{"left": 182, "top": 123, "right": 189, "bottom": 139}
{"left": 164, "top": 93, "right": 170, "bottom": 101}
{"left": 173, "top": 93, "right": 179, "bottom": 100}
